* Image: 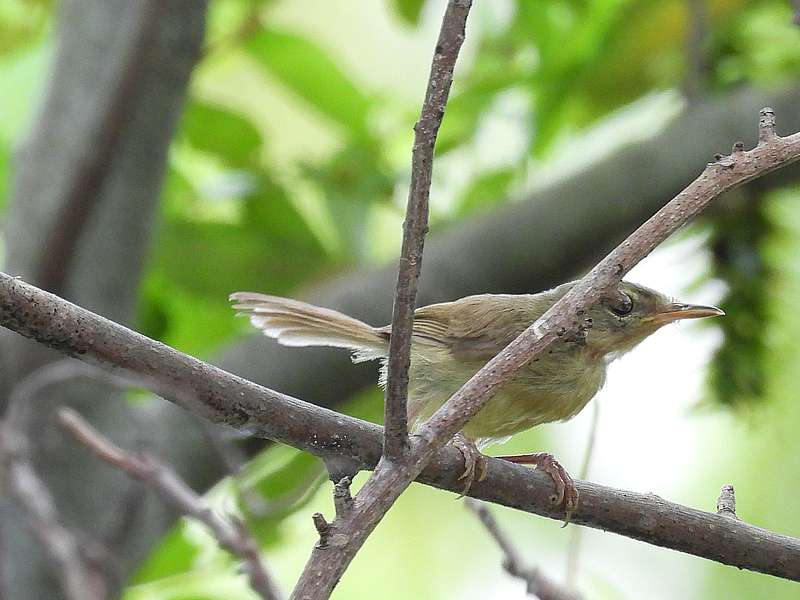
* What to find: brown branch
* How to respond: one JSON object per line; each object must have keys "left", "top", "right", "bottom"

{"left": 382, "top": 0, "right": 472, "bottom": 462}
{"left": 1, "top": 273, "right": 800, "bottom": 581}
{"left": 56, "top": 407, "right": 284, "bottom": 600}
{"left": 466, "top": 499, "right": 582, "bottom": 600}
{"left": 0, "top": 422, "right": 105, "bottom": 600}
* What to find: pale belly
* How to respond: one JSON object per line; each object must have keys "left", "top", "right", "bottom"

{"left": 401, "top": 345, "right": 607, "bottom": 444}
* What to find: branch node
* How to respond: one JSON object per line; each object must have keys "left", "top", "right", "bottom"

{"left": 333, "top": 477, "right": 354, "bottom": 518}
{"left": 716, "top": 484, "right": 738, "bottom": 519}
{"left": 758, "top": 107, "right": 777, "bottom": 144}
{"left": 731, "top": 141, "right": 744, "bottom": 154}
{"left": 312, "top": 512, "right": 331, "bottom": 548}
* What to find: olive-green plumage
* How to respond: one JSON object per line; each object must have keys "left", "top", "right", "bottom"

{"left": 230, "top": 281, "right": 723, "bottom": 448}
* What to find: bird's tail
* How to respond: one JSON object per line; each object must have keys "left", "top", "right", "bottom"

{"left": 229, "top": 292, "right": 389, "bottom": 363}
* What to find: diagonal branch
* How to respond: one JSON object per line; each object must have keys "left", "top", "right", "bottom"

{"left": 0, "top": 421, "right": 105, "bottom": 600}
{"left": 1, "top": 271, "right": 800, "bottom": 580}
{"left": 57, "top": 407, "right": 284, "bottom": 600}
{"left": 383, "top": 0, "right": 472, "bottom": 462}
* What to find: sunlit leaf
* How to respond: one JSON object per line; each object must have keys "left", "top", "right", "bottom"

{"left": 246, "top": 28, "right": 373, "bottom": 137}
{"left": 180, "top": 101, "right": 262, "bottom": 167}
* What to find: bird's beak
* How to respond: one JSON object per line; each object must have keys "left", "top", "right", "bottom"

{"left": 646, "top": 302, "right": 725, "bottom": 325}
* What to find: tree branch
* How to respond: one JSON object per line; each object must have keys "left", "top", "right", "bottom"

{"left": 0, "top": 272, "right": 800, "bottom": 582}
{"left": 0, "top": 421, "right": 105, "bottom": 600}
{"left": 466, "top": 499, "right": 582, "bottom": 600}
{"left": 57, "top": 407, "right": 284, "bottom": 600}
{"left": 32, "top": 0, "right": 163, "bottom": 294}
{"left": 383, "top": 0, "right": 472, "bottom": 462}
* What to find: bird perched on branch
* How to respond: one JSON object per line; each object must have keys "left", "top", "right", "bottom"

{"left": 230, "top": 281, "right": 723, "bottom": 519}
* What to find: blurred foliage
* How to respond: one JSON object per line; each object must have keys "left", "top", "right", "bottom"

{"left": 705, "top": 190, "right": 772, "bottom": 408}
{"left": 3, "top": 0, "right": 800, "bottom": 598}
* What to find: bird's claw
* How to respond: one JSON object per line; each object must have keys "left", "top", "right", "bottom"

{"left": 497, "top": 451, "right": 579, "bottom": 525}
{"left": 452, "top": 433, "right": 488, "bottom": 497}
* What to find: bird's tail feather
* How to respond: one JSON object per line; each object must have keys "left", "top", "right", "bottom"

{"left": 229, "top": 292, "right": 389, "bottom": 363}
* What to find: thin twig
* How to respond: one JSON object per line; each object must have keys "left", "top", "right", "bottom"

{"left": 565, "top": 401, "right": 600, "bottom": 585}
{"left": 466, "top": 499, "right": 582, "bottom": 600}
{"left": 0, "top": 422, "right": 105, "bottom": 600}
{"left": 57, "top": 408, "right": 284, "bottom": 600}
{"left": 382, "top": 0, "right": 472, "bottom": 462}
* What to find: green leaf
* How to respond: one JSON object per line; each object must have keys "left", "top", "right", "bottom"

{"left": 246, "top": 29, "right": 372, "bottom": 137}
{"left": 392, "top": 0, "right": 426, "bottom": 25}
{"left": 130, "top": 520, "right": 204, "bottom": 585}
{"left": 180, "top": 101, "right": 262, "bottom": 167}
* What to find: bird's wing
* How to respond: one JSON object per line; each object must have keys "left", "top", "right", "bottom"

{"left": 408, "top": 294, "right": 549, "bottom": 362}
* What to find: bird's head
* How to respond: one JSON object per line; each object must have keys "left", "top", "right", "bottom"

{"left": 583, "top": 281, "right": 724, "bottom": 360}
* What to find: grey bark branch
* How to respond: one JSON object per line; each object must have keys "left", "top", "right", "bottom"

{"left": 383, "top": 0, "right": 471, "bottom": 463}
{"left": 0, "top": 272, "right": 799, "bottom": 582}
{"left": 466, "top": 499, "right": 582, "bottom": 600}
{"left": 57, "top": 408, "right": 284, "bottom": 600}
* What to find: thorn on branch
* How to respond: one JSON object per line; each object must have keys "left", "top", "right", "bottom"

{"left": 758, "top": 107, "right": 777, "bottom": 144}
{"left": 716, "top": 484, "right": 738, "bottom": 519}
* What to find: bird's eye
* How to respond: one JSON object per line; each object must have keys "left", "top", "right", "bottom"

{"left": 607, "top": 292, "right": 633, "bottom": 317}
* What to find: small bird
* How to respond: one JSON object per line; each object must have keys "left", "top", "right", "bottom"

{"left": 230, "top": 281, "right": 723, "bottom": 518}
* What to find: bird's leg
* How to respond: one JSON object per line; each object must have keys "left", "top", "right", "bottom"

{"left": 451, "top": 432, "right": 488, "bottom": 497}
{"left": 497, "top": 452, "right": 579, "bottom": 522}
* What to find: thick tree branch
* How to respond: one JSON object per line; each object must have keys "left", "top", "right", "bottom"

{"left": 32, "top": 0, "right": 163, "bottom": 294}
{"left": 1, "top": 258, "right": 800, "bottom": 584}
{"left": 383, "top": 0, "right": 472, "bottom": 462}
{"left": 57, "top": 408, "right": 283, "bottom": 600}
{"left": 466, "top": 499, "right": 582, "bottom": 600}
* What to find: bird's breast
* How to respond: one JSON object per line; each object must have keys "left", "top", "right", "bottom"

{"left": 405, "top": 345, "right": 607, "bottom": 441}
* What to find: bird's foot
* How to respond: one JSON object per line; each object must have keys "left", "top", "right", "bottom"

{"left": 451, "top": 433, "right": 488, "bottom": 497}
{"left": 497, "top": 452, "right": 579, "bottom": 524}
